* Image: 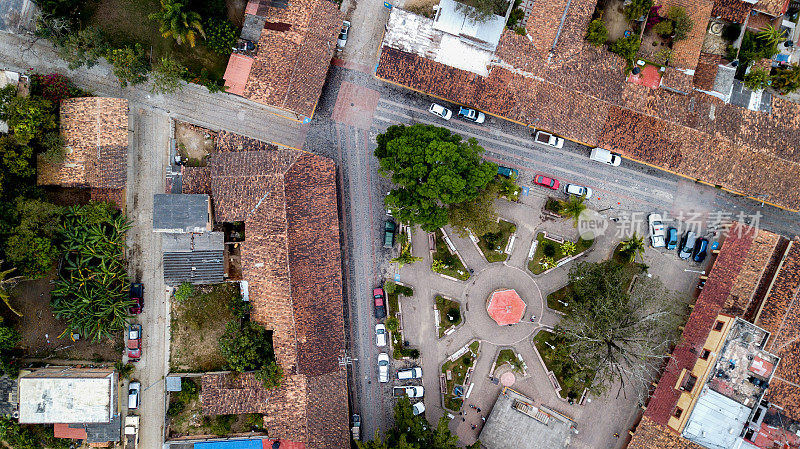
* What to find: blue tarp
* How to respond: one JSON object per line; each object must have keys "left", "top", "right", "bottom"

{"left": 195, "top": 440, "right": 263, "bottom": 449}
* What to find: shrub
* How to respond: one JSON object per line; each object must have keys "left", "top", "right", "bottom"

{"left": 667, "top": 7, "right": 693, "bottom": 41}
{"left": 173, "top": 282, "right": 194, "bottom": 302}
{"left": 610, "top": 35, "right": 641, "bottom": 68}
{"left": 229, "top": 297, "right": 251, "bottom": 320}
{"left": 446, "top": 307, "right": 460, "bottom": 323}
{"left": 383, "top": 280, "right": 397, "bottom": 295}
{"left": 204, "top": 18, "right": 237, "bottom": 55}
{"left": 506, "top": 6, "right": 524, "bottom": 29}
{"left": 106, "top": 44, "right": 149, "bottom": 87}
{"left": 207, "top": 414, "right": 235, "bottom": 436}
{"left": 514, "top": 26, "right": 527, "bottom": 35}
{"left": 542, "top": 241, "right": 557, "bottom": 258}
{"left": 743, "top": 67, "right": 771, "bottom": 90}
{"left": 652, "top": 19, "right": 673, "bottom": 36}
{"left": 586, "top": 19, "right": 608, "bottom": 47}
{"left": 624, "top": 0, "right": 653, "bottom": 21}
{"left": 386, "top": 316, "right": 399, "bottom": 332}
{"left": 722, "top": 23, "right": 741, "bottom": 41}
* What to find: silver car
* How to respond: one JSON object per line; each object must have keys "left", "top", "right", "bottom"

{"left": 428, "top": 103, "right": 452, "bottom": 120}
{"left": 375, "top": 323, "right": 387, "bottom": 347}
{"left": 564, "top": 183, "right": 593, "bottom": 199}
{"left": 378, "top": 353, "right": 390, "bottom": 383}
{"left": 679, "top": 231, "right": 698, "bottom": 260}
{"left": 337, "top": 21, "right": 350, "bottom": 49}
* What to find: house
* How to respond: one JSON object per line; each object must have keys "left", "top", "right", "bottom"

{"left": 628, "top": 225, "right": 800, "bottom": 449}
{"left": 17, "top": 368, "right": 121, "bottom": 444}
{"left": 478, "top": 387, "right": 577, "bottom": 449}
{"left": 176, "top": 131, "right": 349, "bottom": 449}
{"left": 153, "top": 194, "right": 212, "bottom": 233}
{"left": 37, "top": 97, "right": 129, "bottom": 207}
{"left": 376, "top": 0, "right": 800, "bottom": 210}
{"left": 223, "top": 0, "right": 343, "bottom": 121}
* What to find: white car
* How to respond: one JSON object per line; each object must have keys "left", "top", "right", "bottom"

{"left": 564, "top": 183, "right": 593, "bottom": 199}
{"left": 648, "top": 214, "right": 666, "bottom": 248}
{"left": 412, "top": 402, "right": 426, "bottom": 416}
{"left": 428, "top": 103, "right": 452, "bottom": 120}
{"left": 394, "top": 386, "right": 424, "bottom": 398}
{"left": 375, "top": 323, "right": 387, "bottom": 347}
{"left": 337, "top": 21, "right": 350, "bottom": 49}
{"left": 378, "top": 352, "right": 390, "bottom": 383}
{"left": 128, "top": 381, "right": 140, "bottom": 410}
{"left": 590, "top": 147, "right": 622, "bottom": 166}
{"left": 397, "top": 367, "right": 422, "bottom": 380}
{"left": 534, "top": 130, "right": 564, "bottom": 148}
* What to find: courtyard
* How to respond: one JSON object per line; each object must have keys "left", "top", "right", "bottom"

{"left": 390, "top": 191, "right": 707, "bottom": 448}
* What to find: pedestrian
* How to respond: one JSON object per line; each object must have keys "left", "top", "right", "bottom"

{"left": 477, "top": 407, "right": 481, "bottom": 413}
{"left": 471, "top": 424, "right": 477, "bottom": 430}
{"left": 462, "top": 418, "right": 465, "bottom": 422}
{"left": 614, "top": 432, "right": 620, "bottom": 438}
{"left": 482, "top": 416, "right": 486, "bottom": 422}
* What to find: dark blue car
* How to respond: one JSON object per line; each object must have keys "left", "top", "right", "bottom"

{"left": 693, "top": 238, "right": 708, "bottom": 263}
{"left": 666, "top": 227, "right": 678, "bottom": 250}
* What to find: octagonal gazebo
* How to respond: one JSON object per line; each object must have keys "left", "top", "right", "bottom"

{"left": 487, "top": 289, "right": 526, "bottom": 326}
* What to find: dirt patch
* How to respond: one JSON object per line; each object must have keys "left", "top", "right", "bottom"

{"left": 175, "top": 121, "right": 216, "bottom": 167}
{"left": 170, "top": 283, "right": 238, "bottom": 372}
{"left": 597, "top": 0, "right": 631, "bottom": 42}
{"left": 639, "top": 28, "right": 672, "bottom": 62}
{"left": 3, "top": 273, "right": 121, "bottom": 362}
{"left": 41, "top": 187, "right": 92, "bottom": 206}
{"left": 405, "top": 0, "right": 440, "bottom": 18}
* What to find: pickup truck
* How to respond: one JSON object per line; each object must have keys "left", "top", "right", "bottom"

{"left": 393, "top": 386, "right": 424, "bottom": 398}
{"left": 124, "top": 415, "right": 139, "bottom": 449}
{"left": 534, "top": 131, "right": 564, "bottom": 148}
{"left": 457, "top": 107, "right": 485, "bottom": 123}
{"left": 648, "top": 214, "right": 666, "bottom": 248}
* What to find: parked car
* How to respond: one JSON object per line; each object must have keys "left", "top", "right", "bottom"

{"left": 127, "top": 324, "right": 141, "bottom": 362}
{"left": 378, "top": 353, "right": 390, "bottom": 383}
{"left": 129, "top": 283, "right": 144, "bottom": 314}
{"left": 373, "top": 287, "right": 386, "bottom": 319}
{"left": 384, "top": 220, "right": 396, "bottom": 249}
{"left": 457, "top": 107, "right": 485, "bottom": 123}
{"left": 590, "top": 147, "right": 622, "bottom": 166}
{"left": 351, "top": 414, "right": 361, "bottom": 441}
{"left": 393, "top": 386, "right": 424, "bottom": 398}
{"left": 648, "top": 214, "right": 666, "bottom": 248}
{"left": 534, "top": 130, "right": 564, "bottom": 148}
{"left": 337, "top": 21, "right": 350, "bottom": 49}
{"left": 428, "top": 103, "right": 452, "bottom": 120}
{"left": 497, "top": 166, "right": 518, "bottom": 178}
{"left": 533, "top": 174, "right": 559, "bottom": 190}
{"left": 128, "top": 381, "right": 141, "bottom": 410}
{"left": 564, "top": 183, "right": 593, "bottom": 199}
{"left": 693, "top": 238, "right": 709, "bottom": 263}
{"left": 397, "top": 367, "right": 423, "bottom": 380}
{"left": 666, "top": 227, "right": 678, "bottom": 250}
{"left": 375, "top": 323, "right": 387, "bottom": 347}
{"left": 679, "top": 231, "right": 698, "bottom": 260}
{"left": 412, "top": 402, "right": 426, "bottom": 416}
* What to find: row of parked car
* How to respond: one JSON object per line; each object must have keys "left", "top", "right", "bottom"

{"left": 127, "top": 282, "right": 145, "bottom": 411}
{"left": 648, "top": 214, "right": 709, "bottom": 263}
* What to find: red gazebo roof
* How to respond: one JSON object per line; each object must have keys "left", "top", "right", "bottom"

{"left": 487, "top": 289, "right": 526, "bottom": 325}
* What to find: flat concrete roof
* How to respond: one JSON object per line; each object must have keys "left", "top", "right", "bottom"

{"left": 18, "top": 370, "right": 114, "bottom": 424}
{"left": 479, "top": 388, "right": 575, "bottom": 449}
{"left": 153, "top": 194, "right": 211, "bottom": 233}
{"left": 682, "top": 387, "right": 752, "bottom": 449}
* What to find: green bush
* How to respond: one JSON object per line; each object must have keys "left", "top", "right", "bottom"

{"left": 542, "top": 241, "right": 557, "bottom": 258}
{"left": 446, "top": 307, "right": 460, "bottom": 323}
{"left": 173, "top": 283, "right": 194, "bottom": 302}
{"left": 506, "top": 6, "right": 524, "bottom": 29}
{"left": 667, "top": 7, "right": 693, "bottom": 41}
{"left": 386, "top": 316, "right": 399, "bottom": 332}
{"left": 722, "top": 23, "right": 741, "bottom": 41}
{"left": 586, "top": 19, "right": 608, "bottom": 47}
{"left": 383, "top": 280, "right": 397, "bottom": 295}
{"left": 652, "top": 20, "right": 673, "bottom": 36}
{"left": 744, "top": 67, "right": 771, "bottom": 90}
{"left": 624, "top": 0, "right": 652, "bottom": 21}
{"left": 207, "top": 414, "right": 235, "bottom": 436}
{"left": 610, "top": 35, "right": 641, "bottom": 68}
{"left": 204, "top": 18, "right": 238, "bottom": 55}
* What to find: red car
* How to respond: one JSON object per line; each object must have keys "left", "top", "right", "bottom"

{"left": 533, "top": 174, "right": 560, "bottom": 190}
{"left": 127, "top": 324, "right": 141, "bottom": 362}
{"left": 373, "top": 287, "right": 386, "bottom": 319}
{"left": 129, "top": 283, "right": 144, "bottom": 314}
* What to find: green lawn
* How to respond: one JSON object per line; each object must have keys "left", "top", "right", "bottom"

{"left": 441, "top": 344, "right": 479, "bottom": 411}
{"left": 432, "top": 230, "right": 470, "bottom": 280}
{"left": 494, "top": 349, "right": 523, "bottom": 372}
{"left": 477, "top": 220, "right": 516, "bottom": 262}
{"left": 87, "top": 0, "right": 231, "bottom": 79}
{"left": 532, "top": 330, "right": 594, "bottom": 401}
{"left": 436, "top": 295, "right": 462, "bottom": 337}
{"left": 546, "top": 285, "right": 573, "bottom": 313}
{"left": 528, "top": 233, "right": 594, "bottom": 275}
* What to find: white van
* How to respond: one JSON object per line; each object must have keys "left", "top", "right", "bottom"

{"left": 590, "top": 148, "right": 622, "bottom": 166}
{"left": 397, "top": 367, "right": 422, "bottom": 380}
{"left": 412, "top": 402, "right": 426, "bottom": 416}
{"left": 128, "top": 382, "right": 141, "bottom": 410}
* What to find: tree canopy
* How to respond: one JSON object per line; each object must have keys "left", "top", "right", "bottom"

{"left": 219, "top": 321, "right": 283, "bottom": 388}
{"left": 557, "top": 261, "right": 685, "bottom": 397}
{"left": 375, "top": 124, "right": 497, "bottom": 231}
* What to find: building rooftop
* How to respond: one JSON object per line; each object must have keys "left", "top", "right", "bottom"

{"left": 162, "top": 232, "right": 225, "bottom": 286}
{"left": 681, "top": 388, "right": 753, "bottom": 449}
{"left": 478, "top": 387, "right": 576, "bottom": 449}
{"left": 0, "top": 375, "right": 17, "bottom": 417}
{"left": 153, "top": 194, "right": 211, "bottom": 233}
{"left": 224, "top": 0, "right": 343, "bottom": 118}
{"left": 487, "top": 289, "right": 526, "bottom": 325}
{"left": 628, "top": 417, "right": 705, "bottom": 449}
{"left": 434, "top": 0, "right": 506, "bottom": 50}
{"left": 185, "top": 131, "right": 348, "bottom": 449}
{"left": 18, "top": 368, "right": 115, "bottom": 424}
{"left": 37, "top": 97, "right": 128, "bottom": 190}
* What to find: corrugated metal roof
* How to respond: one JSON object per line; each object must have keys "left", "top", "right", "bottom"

{"left": 163, "top": 250, "right": 224, "bottom": 286}
{"left": 194, "top": 439, "right": 263, "bottom": 449}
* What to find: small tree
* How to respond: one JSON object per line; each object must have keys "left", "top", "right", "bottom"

{"left": 4, "top": 96, "right": 57, "bottom": 145}
{"left": 561, "top": 240, "right": 576, "bottom": 256}
{"left": 610, "top": 35, "right": 642, "bottom": 68}
{"left": 667, "top": 7, "right": 693, "bottom": 41}
{"left": 744, "top": 67, "right": 771, "bottom": 91}
{"left": 559, "top": 196, "right": 587, "bottom": 226}
{"left": 586, "top": 19, "right": 608, "bottom": 47}
{"left": 386, "top": 316, "right": 399, "bottom": 332}
{"left": 107, "top": 44, "right": 149, "bottom": 88}
{"left": 652, "top": 20, "right": 673, "bottom": 36}
{"left": 624, "top": 0, "right": 653, "bottom": 21}
{"left": 757, "top": 24, "right": 787, "bottom": 48}
{"left": 149, "top": 0, "right": 206, "bottom": 47}
{"left": 771, "top": 63, "right": 800, "bottom": 93}
{"left": 204, "top": 18, "right": 237, "bottom": 54}
{"left": 254, "top": 361, "right": 283, "bottom": 388}
{"left": 55, "top": 26, "right": 108, "bottom": 69}
{"left": 618, "top": 232, "right": 645, "bottom": 263}
{"left": 455, "top": 0, "right": 509, "bottom": 24}
{"left": 150, "top": 57, "right": 187, "bottom": 94}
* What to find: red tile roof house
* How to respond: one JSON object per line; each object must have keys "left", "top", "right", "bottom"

{"left": 223, "top": 0, "right": 344, "bottom": 122}
{"left": 375, "top": 0, "right": 800, "bottom": 211}
{"left": 37, "top": 97, "right": 129, "bottom": 208}
{"left": 627, "top": 225, "right": 800, "bottom": 449}
{"left": 183, "top": 131, "right": 349, "bottom": 449}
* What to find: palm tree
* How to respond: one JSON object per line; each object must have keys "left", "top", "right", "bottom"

{"left": 771, "top": 64, "right": 800, "bottom": 94}
{"left": 618, "top": 232, "right": 645, "bottom": 263}
{"left": 757, "top": 25, "right": 786, "bottom": 48}
{"left": 149, "top": 0, "right": 205, "bottom": 47}
{"left": 559, "top": 196, "right": 587, "bottom": 227}
{"left": 0, "top": 264, "right": 22, "bottom": 317}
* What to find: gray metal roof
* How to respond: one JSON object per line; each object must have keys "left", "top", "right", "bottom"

{"left": 0, "top": 376, "right": 17, "bottom": 417}
{"left": 162, "top": 232, "right": 224, "bottom": 286}
{"left": 84, "top": 414, "right": 122, "bottom": 443}
{"left": 166, "top": 376, "right": 182, "bottom": 392}
{"left": 682, "top": 387, "right": 751, "bottom": 449}
{"left": 153, "top": 194, "right": 211, "bottom": 233}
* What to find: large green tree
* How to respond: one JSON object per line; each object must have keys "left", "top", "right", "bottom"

{"left": 219, "top": 321, "right": 283, "bottom": 388}
{"left": 772, "top": 64, "right": 800, "bottom": 93}
{"left": 150, "top": 57, "right": 187, "bottom": 94}
{"left": 375, "top": 124, "right": 497, "bottom": 231}
{"left": 4, "top": 198, "right": 63, "bottom": 278}
{"left": 558, "top": 261, "right": 685, "bottom": 397}
{"left": 449, "top": 181, "right": 499, "bottom": 237}
{"left": 2, "top": 96, "right": 57, "bottom": 145}
{"left": 106, "top": 45, "right": 149, "bottom": 88}
{"left": 55, "top": 26, "right": 109, "bottom": 70}
{"left": 149, "top": 0, "right": 206, "bottom": 47}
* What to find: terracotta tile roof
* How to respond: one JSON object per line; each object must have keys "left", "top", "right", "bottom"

{"left": 661, "top": 67, "right": 695, "bottom": 92}
{"left": 38, "top": 97, "right": 128, "bottom": 189}
{"left": 232, "top": 0, "right": 343, "bottom": 118}
{"left": 754, "top": 0, "right": 789, "bottom": 16}
{"left": 644, "top": 224, "right": 758, "bottom": 425}
{"left": 693, "top": 52, "right": 720, "bottom": 90}
{"left": 657, "top": 0, "right": 714, "bottom": 70}
{"left": 524, "top": 0, "right": 569, "bottom": 53}
{"left": 747, "top": 10, "right": 782, "bottom": 29}
{"left": 195, "top": 131, "right": 348, "bottom": 449}
{"left": 181, "top": 167, "right": 212, "bottom": 195}
{"left": 628, "top": 417, "right": 705, "bottom": 449}
{"left": 54, "top": 423, "right": 88, "bottom": 440}
{"left": 722, "top": 229, "right": 781, "bottom": 317}
{"left": 712, "top": 0, "right": 753, "bottom": 22}
{"left": 754, "top": 241, "right": 800, "bottom": 421}
{"left": 223, "top": 54, "right": 254, "bottom": 96}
